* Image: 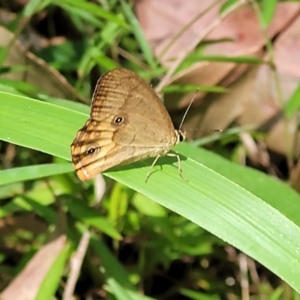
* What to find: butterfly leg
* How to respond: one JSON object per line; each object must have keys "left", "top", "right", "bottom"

{"left": 145, "top": 154, "right": 162, "bottom": 183}
{"left": 167, "top": 152, "right": 188, "bottom": 182}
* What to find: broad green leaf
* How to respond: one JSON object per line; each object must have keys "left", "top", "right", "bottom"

{"left": 1, "top": 92, "right": 300, "bottom": 292}
{"left": 0, "top": 92, "right": 80, "bottom": 160}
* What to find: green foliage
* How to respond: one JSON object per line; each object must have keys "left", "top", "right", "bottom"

{"left": 0, "top": 0, "right": 300, "bottom": 299}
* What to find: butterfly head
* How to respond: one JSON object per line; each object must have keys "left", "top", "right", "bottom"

{"left": 175, "top": 129, "right": 186, "bottom": 145}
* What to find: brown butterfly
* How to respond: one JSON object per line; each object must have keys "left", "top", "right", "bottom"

{"left": 70, "top": 68, "right": 186, "bottom": 182}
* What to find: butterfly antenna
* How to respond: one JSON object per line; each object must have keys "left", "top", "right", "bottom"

{"left": 178, "top": 89, "right": 199, "bottom": 131}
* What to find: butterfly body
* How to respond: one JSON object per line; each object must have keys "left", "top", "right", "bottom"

{"left": 71, "top": 68, "right": 185, "bottom": 181}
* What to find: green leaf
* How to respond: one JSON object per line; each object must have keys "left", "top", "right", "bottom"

{"left": 56, "top": 0, "right": 127, "bottom": 27}
{"left": 163, "top": 84, "right": 228, "bottom": 94}
{"left": 1, "top": 92, "right": 300, "bottom": 292}
{"left": 23, "top": 0, "right": 51, "bottom": 16}
{"left": 219, "top": 0, "right": 239, "bottom": 14}
{"left": 284, "top": 84, "right": 300, "bottom": 118}
{"left": 90, "top": 235, "right": 155, "bottom": 300}
{"left": 120, "top": 0, "right": 156, "bottom": 69}
{"left": 0, "top": 164, "right": 72, "bottom": 185}
{"left": 35, "top": 237, "right": 71, "bottom": 300}
{"left": 65, "top": 197, "right": 122, "bottom": 240}
{"left": 0, "top": 92, "right": 81, "bottom": 160}
{"left": 260, "top": 0, "right": 278, "bottom": 28}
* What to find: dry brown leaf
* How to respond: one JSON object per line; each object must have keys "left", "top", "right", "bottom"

{"left": 136, "top": 1, "right": 298, "bottom": 65}
{"left": 1, "top": 235, "right": 67, "bottom": 300}
{"left": 238, "top": 14, "right": 300, "bottom": 156}
{"left": 183, "top": 67, "right": 257, "bottom": 138}
{"left": 137, "top": 1, "right": 300, "bottom": 157}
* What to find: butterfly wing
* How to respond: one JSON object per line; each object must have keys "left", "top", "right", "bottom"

{"left": 71, "top": 68, "right": 178, "bottom": 181}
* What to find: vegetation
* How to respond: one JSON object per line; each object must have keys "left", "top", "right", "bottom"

{"left": 1, "top": 0, "right": 300, "bottom": 299}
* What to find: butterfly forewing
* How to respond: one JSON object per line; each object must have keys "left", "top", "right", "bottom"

{"left": 91, "top": 69, "right": 175, "bottom": 134}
